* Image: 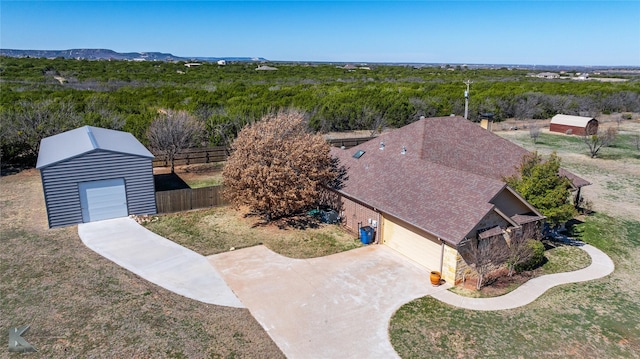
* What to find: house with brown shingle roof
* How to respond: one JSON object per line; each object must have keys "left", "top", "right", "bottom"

{"left": 328, "top": 116, "right": 589, "bottom": 285}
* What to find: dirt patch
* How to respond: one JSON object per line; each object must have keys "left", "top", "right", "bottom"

{"left": 454, "top": 268, "right": 538, "bottom": 296}
{"left": 492, "top": 113, "right": 640, "bottom": 132}
{"left": 324, "top": 129, "right": 379, "bottom": 139}
{"left": 0, "top": 170, "right": 284, "bottom": 358}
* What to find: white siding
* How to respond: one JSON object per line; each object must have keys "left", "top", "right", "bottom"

{"left": 79, "top": 178, "right": 128, "bottom": 222}
{"left": 383, "top": 216, "right": 442, "bottom": 271}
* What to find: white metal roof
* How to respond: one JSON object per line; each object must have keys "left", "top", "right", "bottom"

{"left": 550, "top": 114, "right": 596, "bottom": 127}
{"left": 36, "top": 126, "right": 153, "bottom": 168}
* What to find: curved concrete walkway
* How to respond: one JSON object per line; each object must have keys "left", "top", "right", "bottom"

{"left": 431, "top": 244, "right": 615, "bottom": 310}
{"left": 208, "top": 243, "right": 614, "bottom": 359}
{"left": 78, "top": 217, "right": 244, "bottom": 308}
{"left": 77, "top": 217, "right": 614, "bottom": 358}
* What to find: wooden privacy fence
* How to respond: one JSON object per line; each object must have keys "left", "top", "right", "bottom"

{"left": 152, "top": 146, "right": 229, "bottom": 168}
{"left": 151, "top": 137, "right": 374, "bottom": 168}
{"left": 327, "top": 137, "right": 375, "bottom": 149}
{"left": 155, "top": 185, "right": 227, "bottom": 213}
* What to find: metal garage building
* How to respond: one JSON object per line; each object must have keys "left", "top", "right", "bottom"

{"left": 36, "top": 126, "right": 157, "bottom": 228}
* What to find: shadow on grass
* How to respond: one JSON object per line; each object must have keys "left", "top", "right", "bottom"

{"left": 278, "top": 215, "right": 322, "bottom": 230}
{"left": 249, "top": 214, "right": 322, "bottom": 230}
{"left": 154, "top": 173, "right": 191, "bottom": 191}
{"left": 565, "top": 217, "right": 586, "bottom": 236}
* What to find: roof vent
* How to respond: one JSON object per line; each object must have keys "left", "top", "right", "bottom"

{"left": 379, "top": 141, "right": 385, "bottom": 150}
{"left": 401, "top": 146, "right": 407, "bottom": 155}
{"left": 86, "top": 126, "right": 99, "bottom": 149}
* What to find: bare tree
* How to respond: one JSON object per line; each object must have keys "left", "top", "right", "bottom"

{"left": 355, "top": 106, "right": 386, "bottom": 137}
{"left": 514, "top": 94, "right": 542, "bottom": 120}
{"left": 223, "top": 109, "right": 337, "bottom": 221}
{"left": 529, "top": 122, "right": 541, "bottom": 143}
{"left": 615, "top": 114, "right": 623, "bottom": 130}
{"left": 582, "top": 127, "right": 618, "bottom": 158}
{"left": 458, "top": 230, "right": 509, "bottom": 290}
{"left": 3, "top": 100, "right": 82, "bottom": 162}
{"left": 147, "top": 110, "right": 204, "bottom": 173}
{"left": 506, "top": 222, "right": 541, "bottom": 277}
{"left": 632, "top": 132, "right": 640, "bottom": 151}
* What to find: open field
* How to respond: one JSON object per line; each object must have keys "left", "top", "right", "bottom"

{"left": 497, "top": 119, "right": 640, "bottom": 219}
{"left": 390, "top": 120, "right": 640, "bottom": 358}
{"left": 0, "top": 169, "right": 284, "bottom": 358}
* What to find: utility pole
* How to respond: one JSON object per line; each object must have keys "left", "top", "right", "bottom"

{"left": 464, "top": 80, "right": 472, "bottom": 120}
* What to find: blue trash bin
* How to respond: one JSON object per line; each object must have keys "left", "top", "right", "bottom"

{"left": 359, "top": 226, "right": 374, "bottom": 244}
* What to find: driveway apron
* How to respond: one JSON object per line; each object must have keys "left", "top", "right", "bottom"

{"left": 78, "top": 217, "right": 244, "bottom": 308}
{"left": 208, "top": 245, "right": 448, "bottom": 359}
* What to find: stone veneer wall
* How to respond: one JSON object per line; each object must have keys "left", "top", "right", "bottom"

{"left": 441, "top": 244, "right": 459, "bottom": 284}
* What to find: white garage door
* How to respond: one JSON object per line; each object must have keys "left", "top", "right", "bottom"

{"left": 383, "top": 216, "right": 442, "bottom": 271}
{"left": 79, "top": 178, "right": 128, "bottom": 222}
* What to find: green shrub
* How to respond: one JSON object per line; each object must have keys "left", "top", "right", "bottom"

{"left": 515, "top": 239, "right": 545, "bottom": 272}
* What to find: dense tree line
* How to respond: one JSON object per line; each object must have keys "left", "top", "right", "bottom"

{"left": 1, "top": 56, "right": 639, "bottom": 166}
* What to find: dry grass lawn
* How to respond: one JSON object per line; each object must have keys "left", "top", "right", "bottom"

{"left": 148, "top": 162, "right": 361, "bottom": 259}
{"left": 143, "top": 206, "right": 361, "bottom": 259}
{"left": 0, "top": 169, "right": 284, "bottom": 358}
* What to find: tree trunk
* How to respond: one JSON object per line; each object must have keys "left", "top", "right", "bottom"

{"left": 476, "top": 273, "right": 484, "bottom": 290}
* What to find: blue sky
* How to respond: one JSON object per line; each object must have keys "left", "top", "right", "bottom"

{"left": 1, "top": 1, "right": 639, "bottom": 66}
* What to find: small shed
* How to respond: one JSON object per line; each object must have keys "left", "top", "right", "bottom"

{"left": 549, "top": 114, "right": 598, "bottom": 136}
{"left": 36, "top": 126, "right": 157, "bottom": 228}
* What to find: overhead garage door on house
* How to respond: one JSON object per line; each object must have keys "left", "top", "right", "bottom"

{"left": 79, "top": 178, "right": 128, "bottom": 222}
{"left": 383, "top": 216, "right": 442, "bottom": 271}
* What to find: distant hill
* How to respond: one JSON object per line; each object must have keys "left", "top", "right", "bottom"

{"left": 0, "top": 49, "right": 267, "bottom": 62}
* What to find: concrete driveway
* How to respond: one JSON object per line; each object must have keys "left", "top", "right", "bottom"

{"left": 79, "top": 217, "right": 244, "bottom": 308}
{"left": 208, "top": 245, "right": 450, "bottom": 359}
{"left": 79, "top": 218, "right": 613, "bottom": 358}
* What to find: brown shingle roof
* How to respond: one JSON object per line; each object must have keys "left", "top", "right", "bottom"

{"left": 478, "top": 225, "right": 505, "bottom": 240}
{"left": 331, "top": 116, "right": 586, "bottom": 245}
{"left": 413, "top": 117, "right": 589, "bottom": 187}
{"left": 511, "top": 213, "right": 545, "bottom": 225}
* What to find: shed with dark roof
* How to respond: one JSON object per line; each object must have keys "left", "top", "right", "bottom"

{"left": 36, "top": 126, "right": 157, "bottom": 228}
